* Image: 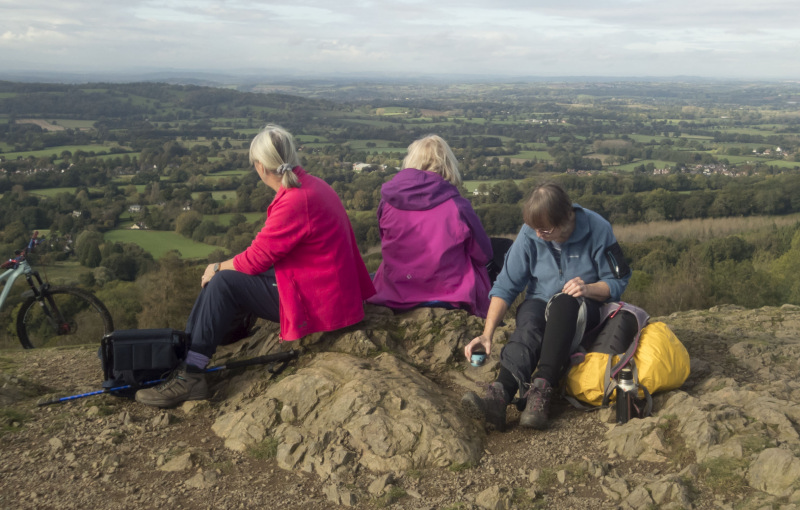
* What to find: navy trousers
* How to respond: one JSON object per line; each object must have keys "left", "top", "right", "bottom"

{"left": 185, "top": 269, "right": 280, "bottom": 357}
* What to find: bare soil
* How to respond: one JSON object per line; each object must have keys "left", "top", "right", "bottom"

{"left": 0, "top": 336, "right": 725, "bottom": 510}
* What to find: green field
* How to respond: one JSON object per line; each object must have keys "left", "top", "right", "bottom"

{"left": 614, "top": 160, "right": 676, "bottom": 172}
{"left": 760, "top": 159, "right": 800, "bottom": 169}
{"left": 512, "top": 150, "right": 552, "bottom": 160}
{"left": 2, "top": 144, "right": 119, "bottom": 160}
{"left": 203, "top": 212, "right": 264, "bottom": 224}
{"left": 375, "top": 107, "right": 409, "bottom": 115}
{"left": 36, "top": 119, "right": 97, "bottom": 129}
{"left": 628, "top": 134, "right": 670, "bottom": 144}
{"left": 463, "top": 179, "right": 523, "bottom": 192}
{"left": 191, "top": 191, "right": 237, "bottom": 201}
{"left": 28, "top": 187, "right": 104, "bottom": 197}
{"left": 208, "top": 169, "right": 249, "bottom": 177}
{"left": 104, "top": 230, "right": 222, "bottom": 259}
{"left": 19, "top": 259, "right": 93, "bottom": 286}
{"left": 202, "top": 171, "right": 248, "bottom": 182}
{"left": 344, "top": 140, "right": 405, "bottom": 154}
{"left": 295, "top": 134, "right": 330, "bottom": 143}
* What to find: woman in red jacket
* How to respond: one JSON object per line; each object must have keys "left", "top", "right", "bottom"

{"left": 137, "top": 125, "right": 376, "bottom": 408}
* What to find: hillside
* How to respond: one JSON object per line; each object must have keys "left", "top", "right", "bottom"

{"left": 2, "top": 303, "right": 800, "bottom": 509}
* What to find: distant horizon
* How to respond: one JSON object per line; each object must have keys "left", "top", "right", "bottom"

{"left": 2, "top": 69, "right": 800, "bottom": 86}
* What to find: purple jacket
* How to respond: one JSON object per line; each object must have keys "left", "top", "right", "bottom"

{"left": 368, "top": 168, "right": 493, "bottom": 317}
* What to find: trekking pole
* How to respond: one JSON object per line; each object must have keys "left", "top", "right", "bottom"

{"left": 37, "top": 349, "right": 301, "bottom": 406}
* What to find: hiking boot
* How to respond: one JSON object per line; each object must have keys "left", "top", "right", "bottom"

{"left": 461, "top": 382, "right": 509, "bottom": 432}
{"left": 519, "top": 378, "right": 553, "bottom": 430}
{"left": 135, "top": 364, "right": 208, "bottom": 408}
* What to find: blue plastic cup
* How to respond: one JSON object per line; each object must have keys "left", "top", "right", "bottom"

{"left": 470, "top": 350, "right": 487, "bottom": 367}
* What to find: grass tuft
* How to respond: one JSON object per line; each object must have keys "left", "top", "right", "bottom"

{"left": 248, "top": 437, "right": 279, "bottom": 460}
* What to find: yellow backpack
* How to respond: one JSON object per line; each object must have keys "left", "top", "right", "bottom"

{"left": 563, "top": 304, "right": 690, "bottom": 411}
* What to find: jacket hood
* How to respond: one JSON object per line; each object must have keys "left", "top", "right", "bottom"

{"left": 381, "top": 168, "right": 461, "bottom": 211}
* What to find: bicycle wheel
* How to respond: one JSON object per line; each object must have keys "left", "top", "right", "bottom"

{"left": 16, "top": 287, "right": 114, "bottom": 349}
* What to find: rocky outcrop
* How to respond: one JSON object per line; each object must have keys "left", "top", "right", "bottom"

{"left": 210, "top": 306, "right": 486, "bottom": 480}
{"left": 204, "top": 303, "right": 800, "bottom": 508}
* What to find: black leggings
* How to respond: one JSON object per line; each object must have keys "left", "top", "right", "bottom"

{"left": 497, "top": 294, "right": 601, "bottom": 398}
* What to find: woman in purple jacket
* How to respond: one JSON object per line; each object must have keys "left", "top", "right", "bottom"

{"left": 368, "top": 135, "right": 493, "bottom": 317}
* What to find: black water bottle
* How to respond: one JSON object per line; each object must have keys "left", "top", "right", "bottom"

{"left": 615, "top": 367, "right": 637, "bottom": 424}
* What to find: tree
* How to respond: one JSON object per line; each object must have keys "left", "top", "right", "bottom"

{"left": 175, "top": 211, "right": 203, "bottom": 238}
{"left": 75, "top": 230, "right": 105, "bottom": 267}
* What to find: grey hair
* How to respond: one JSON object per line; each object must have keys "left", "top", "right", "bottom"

{"left": 402, "top": 134, "right": 461, "bottom": 186}
{"left": 249, "top": 124, "right": 301, "bottom": 189}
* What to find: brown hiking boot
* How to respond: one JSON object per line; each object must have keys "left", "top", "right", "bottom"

{"left": 135, "top": 364, "right": 208, "bottom": 408}
{"left": 461, "top": 382, "right": 509, "bottom": 432}
{"left": 519, "top": 378, "right": 553, "bottom": 430}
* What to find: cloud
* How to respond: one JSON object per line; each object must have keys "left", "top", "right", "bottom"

{"left": 0, "top": 0, "right": 798, "bottom": 78}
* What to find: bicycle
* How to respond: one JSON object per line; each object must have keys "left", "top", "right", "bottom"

{"left": 0, "top": 231, "right": 114, "bottom": 349}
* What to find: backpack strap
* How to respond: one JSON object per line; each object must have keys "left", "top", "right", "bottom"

{"left": 606, "top": 302, "right": 650, "bottom": 379}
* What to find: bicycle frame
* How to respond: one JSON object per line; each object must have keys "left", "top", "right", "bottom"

{"left": 1, "top": 232, "right": 48, "bottom": 314}
{"left": 1, "top": 255, "right": 64, "bottom": 335}
{"left": 0, "top": 259, "right": 37, "bottom": 313}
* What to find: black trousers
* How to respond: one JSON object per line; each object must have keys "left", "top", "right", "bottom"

{"left": 185, "top": 269, "right": 280, "bottom": 357}
{"left": 498, "top": 294, "right": 601, "bottom": 397}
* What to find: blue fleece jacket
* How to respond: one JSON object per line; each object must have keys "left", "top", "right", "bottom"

{"left": 489, "top": 205, "right": 630, "bottom": 305}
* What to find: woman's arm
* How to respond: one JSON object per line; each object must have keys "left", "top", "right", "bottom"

{"left": 234, "top": 191, "right": 310, "bottom": 275}
{"left": 201, "top": 258, "right": 236, "bottom": 288}
{"left": 464, "top": 296, "right": 509, "bottom": 358}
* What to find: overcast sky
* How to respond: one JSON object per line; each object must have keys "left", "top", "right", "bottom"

{"left": 1, "top": 0, "right": 799, "bottom": 80}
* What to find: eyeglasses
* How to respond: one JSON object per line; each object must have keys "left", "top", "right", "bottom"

{"left": 535, "top": 226, "right": 557, "bottom": 235}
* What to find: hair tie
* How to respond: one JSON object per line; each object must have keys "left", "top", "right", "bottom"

{"left": 276, "top": 163, "right": 293, "bottom": 175}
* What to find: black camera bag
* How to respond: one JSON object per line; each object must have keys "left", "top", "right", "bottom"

{"left": 100, "top": 329, "right": 189, "bottom": 394}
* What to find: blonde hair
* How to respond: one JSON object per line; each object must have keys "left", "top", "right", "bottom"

{"left": 249, "top": 124, "right": 301, "bottom": 189}
{"left": 402, "top": 134, "right": 461, "bottom": 186}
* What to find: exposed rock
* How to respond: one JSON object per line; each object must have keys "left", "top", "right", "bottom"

{"left": 323, "top": 483, "right": 357, "bottom": 507}
{"left": 151, "top": 412, "right": 172, "bottom": 428}
{"left": 475, "top": 485, "right": 510, "bottom": 510}
{"left": 214, "top": 351, "right": 482, "bottom": 476}
{"left": 621, "top": 485, "right": 654, "bottom": 509}
{"left": 747, "top": 448, "right": 800, "bottom": 497}
{"left": 367, "top": 473, "right": 395, "bottom": 496}
{"left": 159, "top": 452, "right": 196, "bottom": 472}
{"left": 184, "top": 470, "right": 218, "bottom": 489}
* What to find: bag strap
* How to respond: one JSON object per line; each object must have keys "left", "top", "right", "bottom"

{"left": 606, "top": 302, "right": 650, "bottom": 379}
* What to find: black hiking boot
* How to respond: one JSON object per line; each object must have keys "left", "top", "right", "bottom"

{"left": 461, "top": 382, "right": 509, "bottom": 432}
{"left": 135, "top": 364, "right": 208, "bottom": 408}
{"left": 519, "top": 378, "right": 553, "bottom": 430}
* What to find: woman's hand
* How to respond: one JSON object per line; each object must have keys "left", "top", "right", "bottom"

{"left": 464, "top": 333, "right": 493, "bottom": 359}
{"left": 562, "top": 277, "right": 611, "bottom": 302}
{"left": 562, "top": 277, "right": 587, "bottom": 298}
{"left": 201, "top": 263, "right": 218, "bottom": 288}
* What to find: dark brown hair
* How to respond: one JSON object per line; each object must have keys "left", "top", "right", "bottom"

{"left": 522, "top": 183, "right": 573, "bottom": 230}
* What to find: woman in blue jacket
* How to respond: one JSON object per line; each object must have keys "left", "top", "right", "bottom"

{"left": 462, "top": 183, "right": 631, "bottom": 431}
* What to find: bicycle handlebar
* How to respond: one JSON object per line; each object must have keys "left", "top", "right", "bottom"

{"left": 3, "top": 231, "right": 40, "bottom": 270}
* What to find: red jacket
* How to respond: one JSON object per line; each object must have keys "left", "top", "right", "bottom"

{"left": 233, "top": 168, "right": 375, "bottom": 340}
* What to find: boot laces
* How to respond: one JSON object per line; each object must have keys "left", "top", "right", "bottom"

{"left": 527, "top": 382, "right": 552, "bottom": 412}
